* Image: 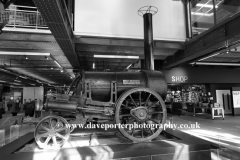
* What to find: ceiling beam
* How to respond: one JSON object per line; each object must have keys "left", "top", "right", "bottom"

{"left": 32, "top": 0, "right": 80, "bottom": 68}
{"left": 77, "top": 54, "right": 167, "bottom": 60}
{"left": 75, "top": 36, "right": 184, "bottom": 50}
{"left": 76, "top": 44, "right": 178, "bottom": 56}
{"left": 0, "top": 32, "right": 56, "bottom": 42}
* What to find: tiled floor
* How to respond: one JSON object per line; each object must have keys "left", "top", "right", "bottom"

{"left": 169, "top": 113, "right": 240, "bottom": 152}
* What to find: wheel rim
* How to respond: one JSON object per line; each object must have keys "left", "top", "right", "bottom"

{"left": 34, "top": 116, "right": 70, "bottom": 149}
{"left": 115, "top": 88, "right": 167, "bottom": 142}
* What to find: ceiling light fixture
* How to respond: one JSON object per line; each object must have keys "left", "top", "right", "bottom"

{"left": 60, "top": 69, "right": 63, "bottom": 73}
{"left": 51, "top": 67, "right": 53, "bottom": 70}
{"left": 94, "top": 55, "right": 139, "bottom": 59}
{"left": 0, "top": 68, "right": 49, "bottom": 85}
{"left": 12, "top": 83, "right": 21, "bottom": 86}
{"left": 190, "top": 62, "right": 240, "bottom": 66}
{"left": 196, "top": 4, "right": 218, "bottom": 8}
{"left": 54, "top": 60, "right": 62, "bottom": 68}
{"left": 191, "top": 12, "right": 213, "bottom": 16}
{"left": 198, "top": 52, "right": 221, "bottom": 61}
{"left": 0, "top": 52, "right": 50, "bottom": 56}
{"left": 92, "top": 63, "right": 95, "bottom": 69}
{"left": 19, "top": 75, "right": 27, "bottom": 79}
{"left": 14, "top": 80, "right": 21, "bottom": 83}
{"left": 45, "top": 56, "right": 49, "bottom": 60}
{"left": 126, "top": 64, "right": 132, "bottom": 69}
{"left": 25, "top": 56, "right": 28, "bottom": 60}
{"left": 0, "top": 68, "right": 8, "bottom": 72}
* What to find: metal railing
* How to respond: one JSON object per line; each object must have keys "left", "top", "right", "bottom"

{"left": 0, "top": 5, "right": 48, "bottom": 30}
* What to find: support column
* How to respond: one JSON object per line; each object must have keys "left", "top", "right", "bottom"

{"left": 143, "top": 13, "right": 154, "bottom": 70}
{"left": 0, "top": 85, "right": 2, "bottom": 102}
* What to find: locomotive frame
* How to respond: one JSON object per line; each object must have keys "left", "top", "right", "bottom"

{"left": 34, "top": 70, "right": 167, "bottom": 149}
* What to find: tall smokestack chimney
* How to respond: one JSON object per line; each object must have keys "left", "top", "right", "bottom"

{"left": 138, "top": 6, "right": 158, "bottom": 70}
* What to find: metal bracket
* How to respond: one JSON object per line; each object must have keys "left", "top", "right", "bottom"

{"left": 84, "top": 81, "right": 92, "bottom": 99}
{"left": 110, "top": 81, "right": 117, "bottom": 103}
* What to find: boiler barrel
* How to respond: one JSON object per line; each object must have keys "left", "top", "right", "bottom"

{"left": 77, "top": 70, "right": 167, "bottom": 102}
{"left": 45, "top": 100, "right": 77, "bottom": 111}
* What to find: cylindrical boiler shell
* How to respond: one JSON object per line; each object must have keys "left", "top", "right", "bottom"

{"left": 78, "top": 70, "right": 167, "bottom": 102}
{"left": 46, "top": 100, "right": 77, "bottom": 111}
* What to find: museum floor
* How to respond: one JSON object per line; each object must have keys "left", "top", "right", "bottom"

{"left": 1, "top": 111, "right": 240, "bottom": 159}
{"left": 169, "top": 113, "right": 240, "bottom": 152}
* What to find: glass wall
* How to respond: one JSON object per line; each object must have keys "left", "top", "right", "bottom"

{"left": 216, "top": 0, "right": 240, "bottom": 24}
{"left": 191, "top": 0, "right": 215, "bottom": 37}
{"left": 191, "top": 0, "right": 240, "bottom": 37}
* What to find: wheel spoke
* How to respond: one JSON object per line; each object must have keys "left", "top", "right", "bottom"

{"left": 40, "top": 124, "right": 50, "bottom": 131}
{"left": 55, "top": 133, "right": 66, "bottom": 140}
{"left": 129, "top": 95, "right": 137, "bottom": 108}
{"left": 43, "top": 136, "right": 51, "bottom": 145}
{"left": 139, "top": 91, "right": 141, "bottom": 106}
{"left": 54, "top": 120, "right": 61, "bottom": 130}
{"left": 144, "top": 93, "right": 151, "bottom": 107}
{"left": 36, "top": 132, "right": 49, "bottom": 139}
{"left": 52, "top": 136, "right": 58, "bottom": 148}
{"left": 55, "top": 127, "right": 66, "bottom": 133}
{"left": 148, "top": 127, "right": 154, "bottom": 135}
{"left": 121, "top": 103, "right": 126, "bottom": 107}
{"left": 48, "top": 118, "right": 53, "bottom": 128}
{"left": 120, "top": 114, "right": 131, "bottom": 117}
{"left": 149, "top": 118, "right": 159, "bottom": 124}
{"left": 121, "top": 102, "right": 131, "bottom": 110}
{"left": 131, "top": 127, "right": 135, "bottom": 136}
{"left": 147, "top": 101, "right": 159, "bottom": 109}
{"left": 148, "top": 111, "right": 163, "bottom": 114}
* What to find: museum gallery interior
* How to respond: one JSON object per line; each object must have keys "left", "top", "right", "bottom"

{"left": 1, "top": 0, "right": 240, "bottom": 159}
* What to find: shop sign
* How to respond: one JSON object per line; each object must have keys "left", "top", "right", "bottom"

{"left": 233, "top": 91, "right": 240, "bottom": 108}
{"left": 172, "top": 76, "right": 188, "bottom": 83}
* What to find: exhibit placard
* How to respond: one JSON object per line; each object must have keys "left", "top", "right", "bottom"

{"left": 123, "top": 80, "right": 140, "bottom": 84}
{"left": 232, "top": 91, "right": 240, "bottom": 108}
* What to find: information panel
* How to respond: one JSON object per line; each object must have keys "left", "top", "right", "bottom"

{"left": 232, "top": 91, "right": 240, "bottom": 108}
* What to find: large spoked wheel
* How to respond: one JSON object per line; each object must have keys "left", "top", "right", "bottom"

{"left": 34, "top": 116, "right": 71, "bottom": 149}
{"left": 115, "top": 88, "right": 167, "bottom": 142}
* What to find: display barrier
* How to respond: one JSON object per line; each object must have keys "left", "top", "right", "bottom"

{"left": 10, "top": 125, "right": 19, "bottom": 142}
{"left": 0, "top": 129, "right": 5, "bottom": 147}
{"left": 0, "top": 123, "right": 34, "bottom": 147}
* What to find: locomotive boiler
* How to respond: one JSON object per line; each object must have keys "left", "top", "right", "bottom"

{"left": 34, "top": 10, "right": 168, "bottom": 149}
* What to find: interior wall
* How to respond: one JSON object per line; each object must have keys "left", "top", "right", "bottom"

{"left": 74, "top": 0, "right": 186, "bottom": 41}
{"left": 162, "top": 65, "right": 240, "bottom": 84}
{"left": 232, "top": 87, "right": 240, "bottom": 115}
{"left": 23, "top": 87, "right": 43, "bottom": 102}
{"left": 210, "top": 84, "right": 240, "bottom": 103}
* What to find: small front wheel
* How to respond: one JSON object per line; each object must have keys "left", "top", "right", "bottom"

{"left": 34, "top": 116, "right": 71, "bottom": 149}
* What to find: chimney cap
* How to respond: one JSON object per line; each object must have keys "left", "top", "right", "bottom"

{"left": 138, "top": 6, "right": 158, "bottom": 17}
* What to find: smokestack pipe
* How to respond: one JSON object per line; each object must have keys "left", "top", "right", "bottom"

{"left": 143, "top": 13, "right": 154, "bottom": 70}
